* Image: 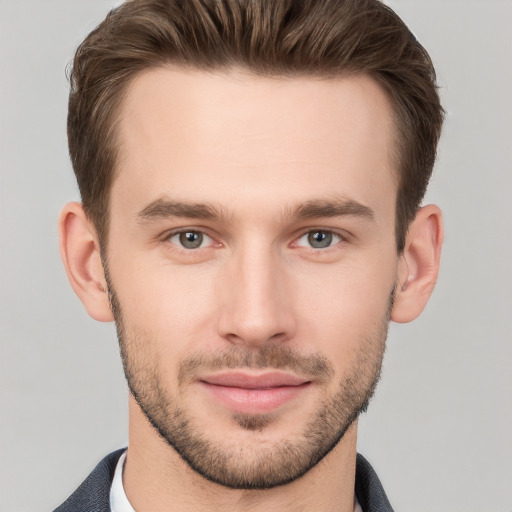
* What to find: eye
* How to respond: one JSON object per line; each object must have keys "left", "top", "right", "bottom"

{"left": 296, "top": 230, "right": 342, "bottom": 249}
{"left": 168, "top": 230, "right": 213, "bottom": 249}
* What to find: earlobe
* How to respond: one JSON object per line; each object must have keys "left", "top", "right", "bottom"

{"left": 391, "top": 204, "right": 443, "bottom": 323}
{"left": 58, "top": 202, "right": 114, "bottom": 322}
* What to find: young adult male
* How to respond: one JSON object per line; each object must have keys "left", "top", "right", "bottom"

{"left": 54, "top": 0, "right": 444, "bottom": 511}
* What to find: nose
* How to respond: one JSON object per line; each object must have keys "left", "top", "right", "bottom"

{"left": 216, "top": 242, "right": 296, "bottom": 347}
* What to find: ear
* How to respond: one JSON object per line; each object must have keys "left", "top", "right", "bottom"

{"left": 58, "top": 202, "right": 114, "bottom": 322}
{"left": 391, "top": 204, "right": 443, "bottom": 323}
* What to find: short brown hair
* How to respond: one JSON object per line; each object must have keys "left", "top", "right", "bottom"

{"left": 67, "top": 0, "right": 443, "bottom": 251}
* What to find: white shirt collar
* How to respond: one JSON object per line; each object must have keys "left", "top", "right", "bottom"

{"left": 109, "top": 450, "right": 135, "bottom": 512}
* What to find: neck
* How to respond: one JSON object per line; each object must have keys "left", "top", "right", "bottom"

{"left": 124, "top": 397, "right": 358, "bottom": 512}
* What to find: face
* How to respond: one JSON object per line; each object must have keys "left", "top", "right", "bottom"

{"left": 106, "top": 68, "right": 399, "bottom": 489}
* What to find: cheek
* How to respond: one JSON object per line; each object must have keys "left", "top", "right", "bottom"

{"left": 109, "top": 233, "right": 398, "bottom": 369}
{"left": 112, "top": 259, "right": 219, "bottom": 353}
{"left": 293, "top": 259, "right": 395, "bottom": 358}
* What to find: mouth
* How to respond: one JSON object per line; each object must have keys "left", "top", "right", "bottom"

{"left": 198, "top": 371, "right": 312, "bottom": 415}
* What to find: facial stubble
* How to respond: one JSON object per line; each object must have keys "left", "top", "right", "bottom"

{"left": 106, "top": 272, "right": 390, "bottom": 490}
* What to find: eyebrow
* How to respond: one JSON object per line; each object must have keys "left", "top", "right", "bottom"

{"left": 291, "top": 199, "right": 375, "bottom": 221}
{"left": 136, "top": 197, "right": 374, "bottom": 224}
{"left": 136, "top": 198, "right": 229, "bottom": 223}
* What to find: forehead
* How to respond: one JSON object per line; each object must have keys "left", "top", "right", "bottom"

{"left": 113, "top": 67, "right": 397, "bottom": 219}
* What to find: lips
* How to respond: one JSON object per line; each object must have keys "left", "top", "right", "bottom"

{"left": 202, "top": 371, "right": 309, "bottom": 389}
{"left": 199, "top": 371, "right": 311, "bottom": 415}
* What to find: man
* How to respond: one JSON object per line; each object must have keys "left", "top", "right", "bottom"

{"left": 55, "top": 0, "right": 443, "bottom": 510}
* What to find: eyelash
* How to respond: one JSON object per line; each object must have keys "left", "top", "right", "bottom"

{"left": 165, "top": 229, "right": 217, "bottom": 250}
{"left": 163, "top": 228, "right": 346, "bottom": 251}
{"left": 294, "top": 230, "right": 344, "bottom": 250}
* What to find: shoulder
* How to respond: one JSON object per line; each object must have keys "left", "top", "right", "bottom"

{"left": 53, "top": 448, "right": 126, "bottom": 512}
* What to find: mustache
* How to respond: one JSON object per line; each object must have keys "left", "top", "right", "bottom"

{"left": 178, "top": 345, "right": 334, "bottom": 385}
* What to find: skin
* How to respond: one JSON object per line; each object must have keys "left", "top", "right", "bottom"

{"left": 59, "top": 68, "right": 443, "bottom": 511}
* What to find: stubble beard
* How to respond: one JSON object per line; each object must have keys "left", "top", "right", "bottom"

{"left": 107, "top": 276, "right": 390, "bottom": 490}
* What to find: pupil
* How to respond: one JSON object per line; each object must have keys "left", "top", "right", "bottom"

{"left": 180, "top": 231, "right": 202, "bottom": 248}
{"left": 308, "top": 231, "right": 332, "bottom": 248}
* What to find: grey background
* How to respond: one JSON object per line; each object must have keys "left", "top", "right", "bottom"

{"left": 1, "top": 1, "right": 511, "bottom": 511}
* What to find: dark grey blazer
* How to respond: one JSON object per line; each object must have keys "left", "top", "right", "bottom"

{"left": 54, "top": 450, "right": 393, "bottom": 512}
